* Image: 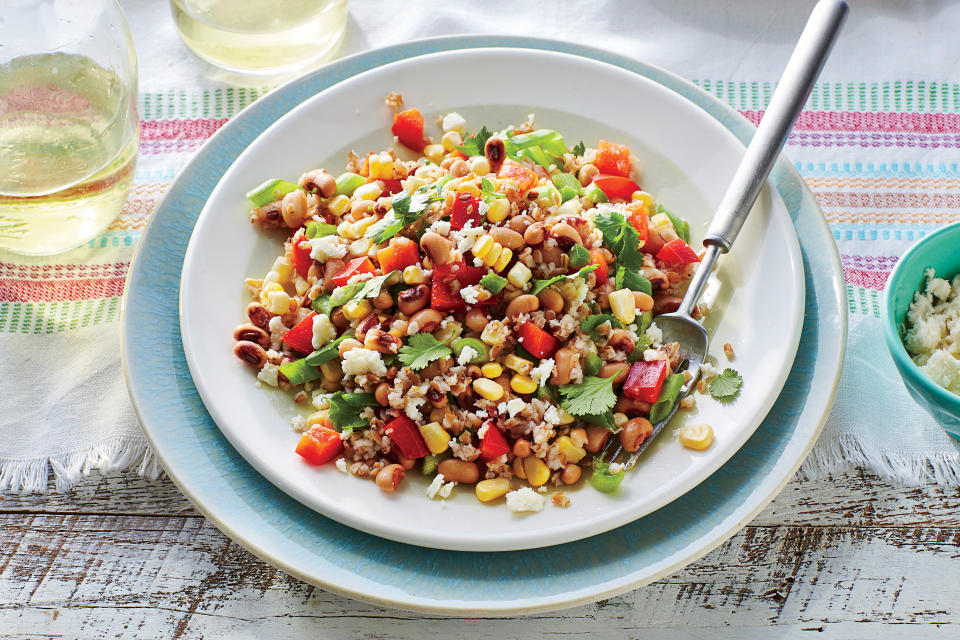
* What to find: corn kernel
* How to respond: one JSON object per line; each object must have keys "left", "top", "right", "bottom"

{"left": 306, "top": 410, "right": 329, "bottom": 427}
{"left": 555, "top": 198, "right": 582, "bottom": 218}
{"left": 510, "top": 374, "right": 537, "bottom": 395}
{"left": 609, "top": 288, "right": 637, "bottom": 325}
{"left": 504, "top": 354, "right": 533, "bottom": 375}
{"left": 481, "top": 362, "right": 503, "bottom": 378}
{"left": 349, "top": 237, "right": 372, "bottom": 257}
{"left": 272, "top": 257, "right": 294, "bottom": 283}
{"left": 632, "top": 190, "right": 655, "bottom": 209}
{"left": 679, "top": 423, "right": 714, "bottom": 450}
{"left": 556, "top": 436, "right": 586, "bottom": 464}
{"left": 507, "top": 262, "right": 532, "bottom": 288}
{"left": 262, "top": 270, "right": 282, "bottom": 286}
{"left": 343, "top": 299, "right": 372, "bottom": 321}
{"left": 419, "top": 422, "right": 450, "bottom": 454}
{"left": 473, "top": 377, "right": 504, "bottom": 401}
{"left": 458, "top": 182, "right": 481, "bottom": 198}
{"left": 493, "top": 248, "right": 513, "bottom": 273}
{"left": 337, "top": 220, "right": 357, "bottom": 239}
{"left": 441, "top": 112, "right": 466, "bottom": 135}
{"left": 475, "top": 478, "right": 511, "bottom": 502}
{"left": 265, "top": 290, "right": 291, "bottom": 314}
{"left": 556, "top": 407, "right": 575, "bottom": 425}
{"left": 472, "top": 235, "right": 495, "bottom": 260}
{"left": 353, "top": 215, "right": 378, "bottom": 235}
{"left": 369, "top": 152, "right": 394, "bottom": 180}
{"left": 483, "top": 243, "right": 503, "bottom": 268}
{"left": 423, "top": 144, "right": 445, "bottom": 164}
{"left": 650, "top": 212, "right": 679, "bottom": 242}
{"left": 522, "top": 457, "right": 550, "bottom": 487}
{"left": 327, "top": 195, "right": 351, "bottom": 217}
{"left": 613, "top": 412, "right": 629, "bottom": 428}
{"left": 480, "top": 320, "right": 508, "bottom": 345}
{"left": 402, "top": 264, "right": 428, "bottom": 285}
{"left": 469, "top": 156, "right": 491, "bottom": 176}
{"left": 353, "top": 182, "right": 382, "bottom": 201}
{"left": 402, "top": 176, "right": 427, "bottom": 192}
{"left": 484, "top": 197, "right": 509, "bottom": 223}
{"left": 440, "top": 130, "right": 462, "bottom": 151}
{"left": 319, "top": 361, "right": 343, "bottom": 382}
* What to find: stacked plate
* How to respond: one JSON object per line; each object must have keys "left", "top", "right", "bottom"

{"left": 123, "top": 36, "right": 845, "bottom": 615}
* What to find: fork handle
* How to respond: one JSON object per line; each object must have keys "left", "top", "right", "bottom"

{"left": 702, "top": 0, "right": 848, "bottom": 252}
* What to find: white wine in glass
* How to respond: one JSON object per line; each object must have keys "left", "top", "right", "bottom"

{"left": 170, "top": 0, "right": 349, "bottom": 76}
{"left": 0, "top": 1, "right": 138, "bottom": 256}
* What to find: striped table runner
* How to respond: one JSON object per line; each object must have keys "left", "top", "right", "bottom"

{"left": 3, "top": 79, "right": 958, "bottom": 491}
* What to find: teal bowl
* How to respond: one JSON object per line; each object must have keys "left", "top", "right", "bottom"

{"left": 882, "top": 220, "right": 960, "bottom": 438}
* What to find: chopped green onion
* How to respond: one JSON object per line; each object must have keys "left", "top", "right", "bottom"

{"left": 649, "top": 373, "right": 685, "bottom": 423}
{"left": 569, "top": 244, "right": 590, "bottom": 268}
{"left": 615, "top": 265, "right": 653, "bottom": 296}
{"left": 590, "top": 460, "right": 625, "bottom": 493}
{"left": 246, "top": 179, "right": 300, "bottom": 207}
{"left": 583, "top": 353, "right": 603, "bottom": 377}
{"left": 507, "top": 129, "right": 568, "bottom": 156}
{"left": 335, "top": 172, "right": 367, "bottom": 197}
{"left": 452, "top": 338, "right": 488, "bottom": 364}
{"left": 584, "top": 183, "right": 608, "bottom": 204}
{"left": 422, "top": 451, "right": 452, "bottom": 476}
{"left": 517, "top": 145, "right": 555, "bottom": 167}
{"left": 277, "top": 359, "right": 323, "bottom": 385}
{"left": 551, "top": 173, "right": 584, "bottom": 202}
{"left": 657, "top": 204, "right": 690, "bottom": 244}
{"left": 305, "top": 221, "right": 338, "bottom": 239}
{"left": 434, "top": 175, "right": 454, "bottom": 196}
{"left": 304, "top": 334, "right": 351, "bottom": 367}
{"left": 479, "top": 273, "right": 508, "bottom": 294}
{"left": 638, "top": 310, "right": 653, "bottom": 335}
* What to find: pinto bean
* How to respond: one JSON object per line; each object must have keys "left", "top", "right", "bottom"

{"left": 620, "top": 417, "right": 654, "bottom": 452}
{"left": 505, "top": 294, "right": 539, "bottom": 318}
{"left": 375, "top": 382, "right": 392, "bottom": 406}
{"left": 551, "top": 348, "right": 579, "bottom": 386}
{"left": 550, "top": 222, "right": 583, "bottom": 249}
{"left": 607, "top": 329, "right": 636, "bottom": 353}
{"left": 438, "top": 459, "right": 480, "bottom": 484}
{"left": 584, "top": 425, "right": 610, "bottom": 453}
{"left": 653, "top": 295, "right": 682, "bottom": 316}
{"left": 375, "top": 464, "right": 405, "bottom": 492}
{"left": 489, "top": 226, "right": 524, "bottom": 250}
{"left": 323, "top": 258, "right": 345, "bottom": 292}
{"left": 465, "top": 308, "right": 488, "bottom": 333}
{"left": 598, "top": 362, "right": 630, "bottom": 385}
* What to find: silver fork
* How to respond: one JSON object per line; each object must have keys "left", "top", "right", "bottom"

{"left": 605, "top": 0, "right": 849, "bottom": 471}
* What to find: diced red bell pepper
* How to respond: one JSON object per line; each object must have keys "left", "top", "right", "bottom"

{"left": 392, "top": 108, "right": 424, "bottom": 152}
{"left": 479, "top": 421, "right": 511, "bottom": 460}
{"left": 497, "top": 158, "right": 538, "bottom": 193}
{"left": 380, "top": 178, "right": 404, "bottom": 195}
{"left": 517, "top": 322, "right": 559, "bottom": 359}
{"left": 331, "top": 257, "right": 376, "bottom": 287}
{"left": 656, "top": 238, "right": 700, "bottom": 264}
{"left": 295, "top": 425, "right": 343, "bottom": 465}
{"left": 594, "top": 140, "right": 632, "bottom": 178}
{"left": 593, "top": 174, "right": 641, "bottom": 201}
{"left": 282, "top": 311, "right": 316, "bottom": 354}
{"left": 450, "top": 193, "right": 481, "bottom": 230}
{"left": 291, "top": 236, "right": 313, "bottom": 279}
{"left": 430, "top": 261, "right": 490, "bottom": 312}
{"left": 377, "top": 236, "right": 420, "bottom": 274}
{"left": 384, "top": 415, "right": 430, "bottom": 459}
{"left": 623, "top": 360, "right": 668, "bottom": 403}
{"left": 358, "top": 152, "right": 374, "bottom": 177}
{"left": 589, "top": 249, "right": 609, "bottom": 285}
{"left": 626, "top": 202, "right": 649, "bottom": 249}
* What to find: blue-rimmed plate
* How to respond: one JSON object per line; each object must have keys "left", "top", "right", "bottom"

{"left": 123, "top": 36, "right": 845, "bottom": 614}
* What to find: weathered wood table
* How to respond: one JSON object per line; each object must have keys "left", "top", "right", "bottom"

{"left": 3, "top": 469, "right": 958, "bottom": 637}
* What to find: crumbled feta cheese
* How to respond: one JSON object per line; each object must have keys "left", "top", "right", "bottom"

{"left": 334, "top": 458, "right": 348, "bottom": 473}
{"left": 608, "top": 462, "right": 624, "bottom": 474}
{"left": 311, "top": 313, "right": 336, "bottom": 350}
{"left": 438, "top": 481, "right": 456, "bottom": 498}
{"left": 441, "top": 112, "right": 466, "bottom": 135}
{"left": 308, "top": 235, "right": 346, "bottom": 261}
{"left": 429, "top": 219, "right": 451, "bottom": 236}
{"left": 530, "top": 358, "right": 555, "bottom": 387}
{"left": 405, "top": 395, "right": 426, "bottom": 421}
{"left": 452, "top": 225, "right": 485, "bottom": 252}
{"left": 478, "top": 199, "right": 489, "bottom": 218}
{"left": 700, "top": 361, "right": 721, "bottom": 379}
{"left": 475, "top": 410, "right": 488, "bottom": 418}
{"left": 645, "top": 322, "right": 663, "bottom": 346}
{"left": 290, "top": 414, "right": 307, "bottom": 433}
{"left": 267, "top": 315, "right": 286, "bottom": 349}
{"left": 461, "top": 284, "right": 482, "bottom": 304}
{"left": 257, "top": 362, "right": 279, "bottom": 387}
{"left": 265, "top": 290, "right": 290, "bottom": 315}
{"left": 698, "top": 275, "right": 722, "bottom": 316}
{"left": 457, "top": 345, "right": 478, "bottom": 366}
{"left": 477, "top": 422, "right": 490, "bottom": 439}
{"left": 426, "top": 473, "right": 446, "bottom": 499}
{"left": 505, "top": 487, "right": 547, "bottom": 513}
{"left": 643, "top": 349, "right": 667, "bottom": 362}
{"left": 312, "top": 392, "right": 332, "bottom": 410}
{"left": 341, "top": 348, "right": 387, "bottom": 376}
{"left": 904, "top": 268, "right": 960, "bottom": 395}
{"left": 505, "top": 397, "right": 526, "bottom": 418}
{"left": 543, "top": 405, "right": 561, "bottom": 425}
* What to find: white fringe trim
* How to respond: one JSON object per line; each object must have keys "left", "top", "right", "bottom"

{"left": 0, "top": 437, "right": 163, "bottom": 493}
{"left": 801, "top": 433, "right": 960, "bottom": 487}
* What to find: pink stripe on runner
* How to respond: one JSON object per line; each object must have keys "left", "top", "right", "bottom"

{"left": 844, "top": 268, "right": 890, "bottom": 290}
{"left": 0, "top": 277, "right": 126, "bottom": 302}
{"left": 140, "top": 118, "right": 229, "bottom": 141}
{"left": 741, "top": 110, "right": 960, "bottom": 133}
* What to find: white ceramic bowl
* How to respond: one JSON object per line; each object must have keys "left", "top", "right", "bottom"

{"left": 180, "top": 48, "right": 804, "bottom": 551}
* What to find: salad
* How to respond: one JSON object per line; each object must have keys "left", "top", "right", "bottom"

{"left": 232, "top": 96, "right": 726, "bottom": 510}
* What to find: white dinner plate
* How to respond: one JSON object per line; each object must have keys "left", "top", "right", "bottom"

{"left": 179, "top": 48, "right": 804, "bottom": 551}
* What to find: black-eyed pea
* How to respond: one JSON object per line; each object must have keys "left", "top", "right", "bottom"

{"left": 537, "top": 288, "right": 564, "bottom": 314}
{"left": 583, "top": 425, "right": 610, "bottom": 453}
{"left": 419, "top": 232, "right": 454, "bottom": 266}
{"left": 620, "top": 417, "right": 653, "bottom": 452}
{"left": 597, "top": 362, "right": 630, "bottom": 385}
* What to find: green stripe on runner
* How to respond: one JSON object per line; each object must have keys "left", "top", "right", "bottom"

{"left": 0, "top": 298, "right": 124, "bottom": 334}
{"left": 845, "top": 285, "right": 882, "bottom": 319}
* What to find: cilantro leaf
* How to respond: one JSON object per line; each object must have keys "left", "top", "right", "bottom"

{"left": 329, "top": 391, "right": 378, "bottom": 431}
{"left": 614, "top": 265, "right": 653, "bottom": 296}
{"left": 312, "top": 271, "right": 397, "bottom": 316}
{"left": 456, "top": 125, "right": 493, "bottom": 157}
{"left": 530, "top": 265, "right": 598, "bottom": 295}
{"left": 480, "top": 177, "right": 506, "bottom": 199}
{"left": 572, "top": 140, "right": 586, "bottom": 156}
{"left": 595, "top": 211, "right": 644, "bottom": 270}
{"left": 398, "top": 333, "right": 452, "bottom": 371}
{"left": 580, "top": 314, "right": 623, "bottom": 341}
{"left": 708, "top": 368, "right": 743, "bottom": 400}
{"left": 569, "top": 244, "right": 590, "bottom": 268}
{"left": 580, "top": 410, "right": 617, "bottom": 431}
{"left": 479, "top": 273, "right": 507, "bottom": 294}
{"left": 368, "top": 188, "right": 438, "bottom": 243}
{"left": 304, "top": 334, "right": 351, "bottom": 367}
{"left": 558, "top": 375, "right": 618, "bottom": 417}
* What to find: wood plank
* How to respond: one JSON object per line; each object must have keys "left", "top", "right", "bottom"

{"left": 2, "top": 514, "right": 959, "bottom": 637}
